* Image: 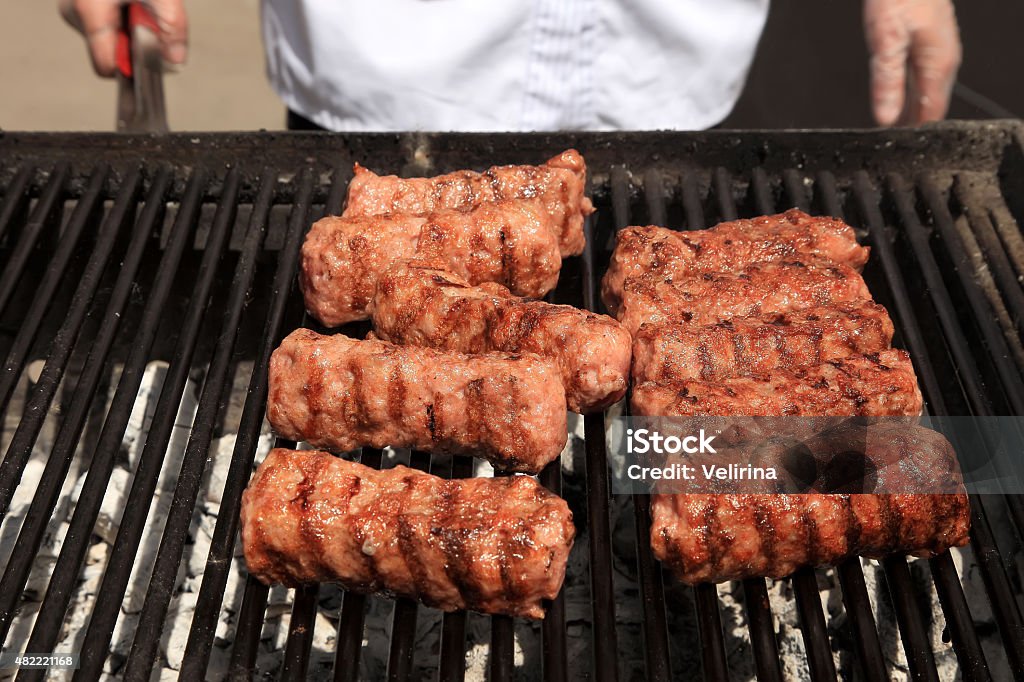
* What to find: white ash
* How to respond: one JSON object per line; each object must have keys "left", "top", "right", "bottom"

{"left": 1, "top": 363, "right": 1017, "bottom": 682}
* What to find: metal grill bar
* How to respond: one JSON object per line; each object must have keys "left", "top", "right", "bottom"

{"left": 939, "top": 183, "right": 1024, "bottom": 410}
{"left": 229, "top": 576, "right": 270, "bottom": 680}
{"left": 643, "top": 168, "right": 667, "bottom": 226}
{"left": 0, "top": 168, "right": 162, "bottom": 518}
{"left": 741, "top": 578, "right": 784, "bottom": 682}
{"left": 22, "top": 168, "right": 238, "bottom": 666}
{"left": 329, "top": 449, "right": 382, "bottom": 682}
{"left": 888, "top": 174, "right": 1013, "bottom": 416}
{"left": 852, "top": 170, "right": 1024, "bottom": 682}
{"left": 952, "top": 178, "right": 1024, "bottom": 336}
{"left": 182, "top": 167, "right": 348, "bottom": 677}
{"left": 122, "top": 169, "right": 315, "bottom": 681}
{"left": 5, "top": 165, "right": 202, "bottom": 613}
{"left": 792, "top": 568, "right": 838, "bottom": 680}
{"left": 385, "top": 450, "right": 432, "bottom": 682}
{"left": 0, "top": 163, "right": 68, "bottom": 315}
{"left": 488, "top": 616, "right": 514, "bottom": 682}
{"left": 713, "top": 168, "right": 738, "bottom": 222}
{"left": 436, "top": 454, "right": 475, "bottom": 682}
{"left": 702, "top": 165, "right": 793, "bottom": 682}
{"left": 836, "top": 559, "right": 888, "bottom": 680}
{"left": 929, "top": 552, "right": 993, "bottom": 682}
{"left": 609, "top": 167, "right": 672, "bottom": 682}
{"left": 175, "top": 171, "right": 278, "bottom": 676}
{"left": 0, "top": 165, "right": 107, "bottom": 416}
{"left": 0, "top": 166, "right": 34, "bottom": 245}
{"left": 814, "top": 175, "right": 891, "bottom": 681}
{"left": 887, "top": 175, "right": 1024, "bottom": 677}
{"left": 882, "top": 556, "right": 940, "bottom": 682}
{"left": 280, "top": 584, "right": 319, "bottom": 681}
{"left": 694, "top": 584, "right": 728, "bottom": 681}
{"left": 540, "top": 459, "right": 568, "bottom": 682}
{"left": 681, "top": 172, "right": 704, "bottom": 230}
{"left": 0, "top": 170, "right": 168, "bottom": 649}
{"left": 755, "top": 168, "right": 841, "bottom": 682}
{"left": 580, "top": 184, "right": 619, "bottom": 682}
{"left": 334, "top": 592, "right": 368, "bottom": 682}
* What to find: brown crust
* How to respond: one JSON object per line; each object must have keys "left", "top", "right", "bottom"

{"left": 343, "top": 150, "right": 592, "bottom": 257}
{"left": 371, "top": 262, "right": 631, "bottom": 412}
{"left": 267, "top": 329, "right": 567, "bottom": 473}
{"left": 241, "top": 449, "right": 575, "bottom": 619}
{"left": 602, "top": 209, "right": 869, "bottom": 314}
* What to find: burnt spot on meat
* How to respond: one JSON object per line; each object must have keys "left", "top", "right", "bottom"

{"left": 676, "top": 387, "right": 699, "bottom": 404}
{"left": 679, "top": 236, "right": 702, "bottom": 255}
{"left": 396, "top": 476, "right": 431, "bottom": 599}
{"left": 426, "top": 403, "right": 437, "bottom": 441}
{"left": 387, "top": 362, "right": 406, "bottom": 423}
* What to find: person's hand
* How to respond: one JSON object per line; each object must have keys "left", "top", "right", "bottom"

{"left": 864, "top": 0, "right": 962, "bottom": 126}
{"left": 60, "top": 0, "right": 188, "bottom": 77}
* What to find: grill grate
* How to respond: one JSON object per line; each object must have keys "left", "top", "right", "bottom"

{"left": 0, "top": 122, "right": 1023, "bottom": 680}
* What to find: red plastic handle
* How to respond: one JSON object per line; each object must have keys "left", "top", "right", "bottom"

{"left": 116, "top": 3, "right": 161, "bottom": 78}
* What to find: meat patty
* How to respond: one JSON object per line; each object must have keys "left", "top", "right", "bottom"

{"left": 601, "top": 209, "right": 869, "bottom": 314}
{"left": 300, "top": 200, "right": 561, "bottom": 326}
{"left": 631, "top": 350, "right": 923, "bottom": 417}
{"left": 631, "top": 302, "right": 895, "bottom": 383}
{"left": 267, "top": 329, "right": 567, "bottom": 473}
{"left": 241, "top": 448, "right": 575, "bottom": 618}
{"left": 343, "top": 149, "right": 593, "bottom": 257}
{"left": 371, "top": 262, "right": 631, "bottom": 413}
{"left": 617, "top": 260, "right": 871, "bottom": 336}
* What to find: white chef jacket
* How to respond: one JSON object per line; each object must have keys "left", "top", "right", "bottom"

{"left": 261, "top": 0, "right": 769, "bottom": 132}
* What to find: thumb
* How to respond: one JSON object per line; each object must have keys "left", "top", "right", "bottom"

{"left": 865, "top": 0, "right": 912, "bottom": 127}
{"left": 146, "top": 0, "right": 188, "bottom": 67}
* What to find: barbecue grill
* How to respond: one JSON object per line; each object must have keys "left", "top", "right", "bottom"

{"left": 1, "top": 121, "right": 1023, "bottom": 681}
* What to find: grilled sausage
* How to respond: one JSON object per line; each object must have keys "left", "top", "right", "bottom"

{"left": 343, "top": 150, "right": 593, "bottom": 257}
{"left": 631, "top": 350, "right": 923, "bottom": 417}
{"left": 300, "top": 200, "right": 561, "bottom": 326}
{"left": 241, "top": 448, "right": 576, "bottom": 618}
{"left": 617, "top": 260, "right": 871, "bottom": 336}
{"left": 602, "top": 209, "right": 869, "bottom": 314}
{"left": 267, "top": 329, "right": 567, "bottom": 473}
{"left": 371, "top": 262, "right": 631, "bottom": 413}
{"left": 631, "top": 302, "right": 894, "bottom": 383}
{"left": 649, "top": 422, "right": 969, "bottom": 583}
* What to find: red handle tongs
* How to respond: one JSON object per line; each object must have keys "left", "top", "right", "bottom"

{"left": 116, "top": 2, "right": 169, "bottom": 132}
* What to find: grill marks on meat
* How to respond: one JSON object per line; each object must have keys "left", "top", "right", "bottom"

{"left": 652, "top": 492, "right": 969, "bottom": 584}
{"left": 371, "top": 262, "right": 631, "bottom": 412}
{"left": 632, "top": 302, "right": 895, "bottom": 383}
{"left": 631, "top": 350, "right": 923, "bottom": 417}
{"left": 602, "top": 210, "right": 869, "bottom": 314}
{"left": 267, "top": 329, "right": 567, "bottom": 473}
{"left": 300, "top": 201, "right": 560, "bottom": 327}
{"left": 241, "top": 449, "right": 575, "bottom": 619}
{"left": 416, "top": 201, "right": 561, "bottom": 300}
{"left": 617, "top": 260, "right": 872, "bottom": 336}
{"left": 615, "top": 210, "right": 971, "bottom": 584}
{"left": 343, "top": 150, "right": 593, "bottom": 257}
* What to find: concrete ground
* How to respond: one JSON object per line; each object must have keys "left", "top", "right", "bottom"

{"left": 0, "top": 0, "right": 281, "bottom": 131}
